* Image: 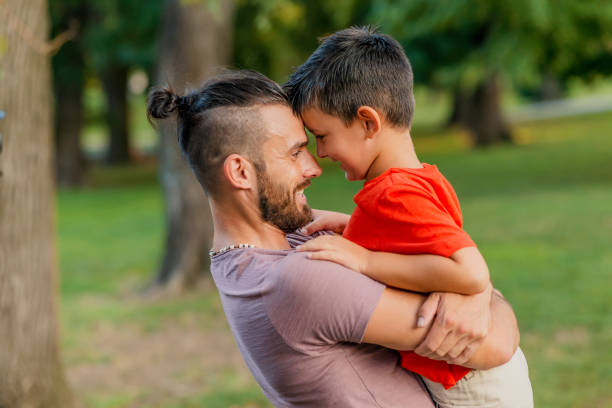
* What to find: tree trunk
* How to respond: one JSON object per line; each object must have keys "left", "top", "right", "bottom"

{"left": 52, "top": 2, "right": 88, "bottom": 187}
{"left": 463, "top": 75, "right": 513, "bottom": 146}
{"left": 101, "top": 65, "right": 130, "bottom": 163}
{"left": 446, "top": 88, "right": 469, "bottom": 127}
{"left": 537, "top": 73, "right": 562, "bottom": 101}
{"left": 153, "top": 0, "right": 235, "bottom": 290}
{"left": 55, "top": 77, "right": 87, "bottom": 187}
{"left": 0, "top": 1, "right": 73, "bottom": 407}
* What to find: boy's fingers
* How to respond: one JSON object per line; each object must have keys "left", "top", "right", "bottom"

{"left": 308, "top": 251, "right": 346, "bottom": 266}
{"left": 296, "top": 236, "right": 328, "bottom": 252}
{"left": 299, "top": 222, "right": 316, "bottom": 235}
{"left": 300, "top": 217, "right": 331, "bottom": 235}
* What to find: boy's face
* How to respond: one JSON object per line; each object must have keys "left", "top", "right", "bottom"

{"left": 301, "top": 108, "right": 374, "bottom": 181}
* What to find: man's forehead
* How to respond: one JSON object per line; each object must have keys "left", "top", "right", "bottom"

{"left": 259, "top": 104, "right": 307, "bottom": 147}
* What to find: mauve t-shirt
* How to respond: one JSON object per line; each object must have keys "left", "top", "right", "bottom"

{"left": 210, "top": 232, "right": 434, "bottom": 407}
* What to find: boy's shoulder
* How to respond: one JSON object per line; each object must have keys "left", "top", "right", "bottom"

{"left": 356, "top": 165, "right": 447, "bottom": 205}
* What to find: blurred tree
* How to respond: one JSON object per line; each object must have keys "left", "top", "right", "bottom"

{"left": 0, "top": 0, "right": 73, "bottom": 406}
{"left": 371, "top": 0, "right": 612, "bottom": 146}
{"left": 153, "top": 0, "right": 235, "bottom": 290}
{"left": 85, "top": 0, "right": 163, "bottom": 163}
{"left": 530, "top": 2, "right": 612, "bottom": 98}
{"left": 50, "top": 0, "right": 89, "bottom": 187}
{"left": 234, "top": 0, "right": 371, "bottom": 82}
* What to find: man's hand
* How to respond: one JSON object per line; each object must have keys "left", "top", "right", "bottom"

{"left": 296, "top": 234, "right": 370, "bottom": 274}
{"left": 415, "top": 284, "right": 492, "bottom": 366}
{"left": 301, "top": 209, "right": 350, "bottom": 235}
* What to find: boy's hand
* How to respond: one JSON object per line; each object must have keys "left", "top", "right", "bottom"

{"left": 296, "top": 235, "right": 369, "bottom": 274}
{"left": 300, "top": 209, "right": 350, "bottom": 235}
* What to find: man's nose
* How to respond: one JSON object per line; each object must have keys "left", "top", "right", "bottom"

{"left": 303, "top": 150, "right": 322, "bottom": 179}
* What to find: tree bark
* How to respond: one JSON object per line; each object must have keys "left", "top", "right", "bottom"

{"left": 52, "top": 2, "right": 88, "bottom": 187}
{"left": 0, "top": 1, "right": 73, "bottom": 406}
{"left": 55, "top": 76, "right": 87, "bottom": 187}
{"left": 153, "top": 0, "right": 235, "bottom": 290}
{"left": 101, "top": 65, "right": 131, "bottom": 163}
{"left": 446, "top": 88, "right": 470, "bottom": 127}
{"left": 463, "top": 75, "right": 513, "bottom": 146}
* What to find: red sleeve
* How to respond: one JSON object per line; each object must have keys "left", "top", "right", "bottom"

{"left": 366, "top": 183, "right": 475, "bottom": 257}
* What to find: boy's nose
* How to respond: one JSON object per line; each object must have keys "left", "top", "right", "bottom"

{"left": 315, "top": 141, "right": 326, "bottom": 158}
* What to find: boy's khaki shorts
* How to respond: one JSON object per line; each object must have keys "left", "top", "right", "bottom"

{"left": 423, "top": 347, "right": 533, "bottom": 408}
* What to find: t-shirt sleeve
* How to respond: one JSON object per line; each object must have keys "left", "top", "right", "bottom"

{"left": 264, "top": 252, "right": 385, "bottom": 348}
{"left": 372, "top": 183, "right": 475, "bottom": 257}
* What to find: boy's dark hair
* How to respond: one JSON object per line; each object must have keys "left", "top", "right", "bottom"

{"left": 147, "top": 70, "right": 288, "bottom": 195}
{"left": 284, "top": 26, "right": 415, "bottom": 128}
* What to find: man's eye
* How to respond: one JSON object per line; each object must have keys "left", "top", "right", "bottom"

{"left": 315, "top": 135, "right": 326, "bottom": 141}
{"left": 292, "top": 150, "right": 302, "bottom": 158}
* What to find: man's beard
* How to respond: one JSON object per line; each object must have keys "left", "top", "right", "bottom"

{"left": 257, "top": 171, "right": 313, "bottom": 234}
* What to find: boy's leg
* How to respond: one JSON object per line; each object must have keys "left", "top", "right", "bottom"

{"left": 423, "top": 347, "right": 533, "bottom": 408}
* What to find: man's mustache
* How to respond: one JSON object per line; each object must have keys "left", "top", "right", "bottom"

{"left": 294, "top": 180, "right": 312, "bottom": 192}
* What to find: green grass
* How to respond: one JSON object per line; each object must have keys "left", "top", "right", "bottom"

{"left": 59, "top": 112, "right": 612, "bottom": 407}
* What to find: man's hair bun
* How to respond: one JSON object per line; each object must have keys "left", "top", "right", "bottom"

{"left": 147, "top": 87, "right": 180, "bottom": 122}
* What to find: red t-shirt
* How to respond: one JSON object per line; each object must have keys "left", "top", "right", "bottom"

{"left": 343, "top": 164, "right": 476, "bottom": 389}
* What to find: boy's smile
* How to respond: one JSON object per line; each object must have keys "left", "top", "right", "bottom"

{"left": 301, "top": 108, "right": 375, "bottom": 182}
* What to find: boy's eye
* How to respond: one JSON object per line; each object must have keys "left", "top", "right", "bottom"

{"left": 315, "top": 135, "right": 326, "bottom": 142}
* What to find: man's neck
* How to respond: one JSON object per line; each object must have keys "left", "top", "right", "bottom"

{"left": 209, "top": 197, "right": 291, "bottom": 251}
{"left": 365, "top": 127, "right": 421, "bottom": 181}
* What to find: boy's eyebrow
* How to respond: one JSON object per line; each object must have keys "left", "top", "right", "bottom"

{"left": 304, "top": 125, "right": 320, "bottom": 135}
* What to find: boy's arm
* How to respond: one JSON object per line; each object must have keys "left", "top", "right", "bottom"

{"left": 366, "top": 246, "right": 490, "bottom": 294}
{"left": 297, "top": 235, "right": 490, "bottom": 295}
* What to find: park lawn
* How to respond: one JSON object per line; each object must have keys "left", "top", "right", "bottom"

{"left": 58, "top": 112, "right": 612, "bottom": 407}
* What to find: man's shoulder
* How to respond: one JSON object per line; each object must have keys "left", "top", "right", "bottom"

{"left": 272, "top": 250, "right": 368, "bottom": 288}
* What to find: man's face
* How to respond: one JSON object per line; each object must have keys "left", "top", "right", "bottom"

{"left": 256, "top": 105, "right": 322, "bottom": 233}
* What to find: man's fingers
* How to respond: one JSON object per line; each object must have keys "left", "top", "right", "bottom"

{"left": 415, "top": 321, "right": 447, "bottom": 357}
{"left": 449, "top": 342, "right": 478, "bottom": 366}
{"left": 445, "top": 335, "right": 471, "bottom": 360}
{"left": 416, "top": 293, "right": 439, "bottom": 328}
{"left": 437, "top": 333, "right": 469, "bottom": 360}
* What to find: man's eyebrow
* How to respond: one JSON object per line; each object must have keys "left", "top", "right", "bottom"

{"left": 288, "top": 140, "right": 309, "bottom": 152}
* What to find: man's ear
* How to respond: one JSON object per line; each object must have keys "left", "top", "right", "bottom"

{"left": 356, "top": 106, "right": 382, "bottom": 139}
{"left": 223, "top": 154, "right": 256, "bottom": 190}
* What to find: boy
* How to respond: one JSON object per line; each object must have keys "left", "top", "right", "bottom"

{"left": 285, "top": 27, "right": 533, "bottom": 407}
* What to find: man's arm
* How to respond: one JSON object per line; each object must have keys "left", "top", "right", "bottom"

{"left": 361, "top": 283, "right": 519, "bottom": 370}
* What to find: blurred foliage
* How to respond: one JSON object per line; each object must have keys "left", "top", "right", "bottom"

{"left": 51, "top": 0, "right": 612, "bottom": 103}
{"left": 233, "top": 0, "right": 372, "bottom": 82}
{"left": 370, "top": 0, "right": 612, "bottom": 92}
{"left": 84, "top": 0, "right": 163, "bottom": 74}
{"left": 51, "top": 0, "right": 164, "bottom": 84}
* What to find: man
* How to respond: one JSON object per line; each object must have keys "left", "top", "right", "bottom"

{"left": 147, "top": 70, "right": 519, "bottom": 407}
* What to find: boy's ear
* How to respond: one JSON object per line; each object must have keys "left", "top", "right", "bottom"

{"left": 356, "top": 106, "right": 382, "bottom": 139}
{"left": 223, "top": 154, "right": 257, "bottom": 190}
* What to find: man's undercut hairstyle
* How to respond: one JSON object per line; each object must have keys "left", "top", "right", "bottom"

{"left": 147, "top": 70, "right": 289, "bottom": 195}
{"left": 284, "top": 26, "right": 415, "bottom": 128}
